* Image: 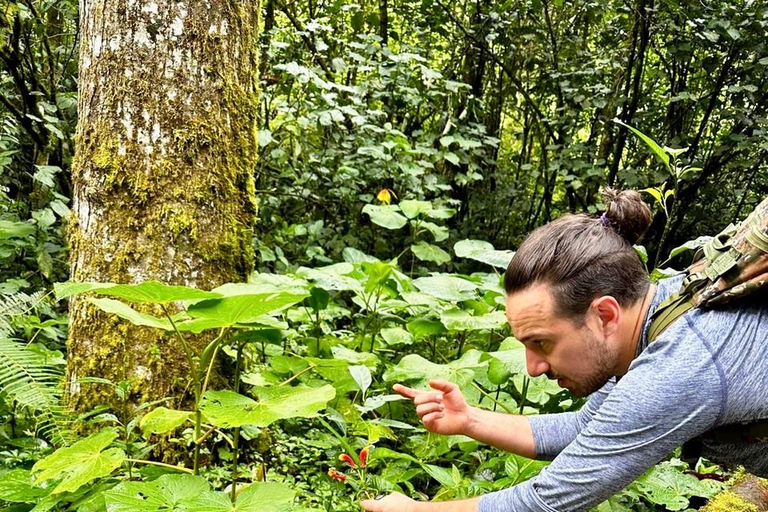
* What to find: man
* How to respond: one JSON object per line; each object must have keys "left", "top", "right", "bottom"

{"left": 361, "top": 190, "right": 768, "bottom": 512}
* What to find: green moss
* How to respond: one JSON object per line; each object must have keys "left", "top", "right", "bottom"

{"left": 703, "top": 492, "right": 759, "bottom": 512}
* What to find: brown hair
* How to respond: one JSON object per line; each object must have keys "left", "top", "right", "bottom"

{"left": 504, "top": 188, "right": 653, "bottom": 320}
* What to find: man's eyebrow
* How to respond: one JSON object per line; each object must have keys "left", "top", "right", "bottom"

{"left": 515, "top": 332, "right": 549, "bottom": 343}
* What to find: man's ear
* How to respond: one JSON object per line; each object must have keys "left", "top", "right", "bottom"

{"left": 591, "top": 295, "right": 621, "bottom": 337}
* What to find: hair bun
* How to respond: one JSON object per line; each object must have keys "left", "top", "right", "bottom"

{"left": 601, "top": 188, "right": 652, "bottom": 245}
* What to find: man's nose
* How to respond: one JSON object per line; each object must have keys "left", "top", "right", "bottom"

{"left": 526, "top": 348, "right": 550, "bottom": 378}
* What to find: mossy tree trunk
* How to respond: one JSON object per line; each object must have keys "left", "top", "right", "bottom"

{"left": 67, "top": 0, "right": 259, "bottom": 414}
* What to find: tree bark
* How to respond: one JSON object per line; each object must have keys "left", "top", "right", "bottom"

{"left": 67, "top": 0, "right": 259, "bottom": 414}
{"left": 701, "top": 474, "right": 768, "bottom": 512}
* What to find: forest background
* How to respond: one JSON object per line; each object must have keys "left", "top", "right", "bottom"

{"left": 0, "top": 0, "right": 767, "bottom": 510}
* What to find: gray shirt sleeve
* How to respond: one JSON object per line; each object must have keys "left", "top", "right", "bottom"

{"left": 478, "top": 320, "right": 725, "bottom": 512}
{"left": 528, "top": 379, "right": 616, "bottom": 459}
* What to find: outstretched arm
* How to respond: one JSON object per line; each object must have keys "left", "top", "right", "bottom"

{"left": 394, "top": 379, "right": 536, "bottom": 458}
{"left": 360, "top": 492, "right": 480, "bottom": 512}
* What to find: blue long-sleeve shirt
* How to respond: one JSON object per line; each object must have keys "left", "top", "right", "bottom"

{"left": 479, "top": 276, "right": 768, "bottom": 512}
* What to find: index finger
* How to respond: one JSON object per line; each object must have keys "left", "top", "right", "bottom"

{"left": 392, "top": 383, "right": 420, "bottom": 399}
{"left": 428, "top": 379, "right": 457, "bottom": 393}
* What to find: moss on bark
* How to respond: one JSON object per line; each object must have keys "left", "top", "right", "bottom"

{"left": 67, "top": 0, "right": 260, "bottom": 419}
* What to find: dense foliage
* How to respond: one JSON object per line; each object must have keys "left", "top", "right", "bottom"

{"left": 0, "top": 0, "right": 765, "bottom": 510}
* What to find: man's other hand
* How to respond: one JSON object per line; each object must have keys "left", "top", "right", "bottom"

{"left": 360, "top": 492, "right": 418, "bottom": 512}
{"left": 393, "top": 379, "right": 469, "bottom": 435}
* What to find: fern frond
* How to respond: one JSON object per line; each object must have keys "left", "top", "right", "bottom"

{"left": 0, "top": 337, "right": 72, "bottom": 445}
{"left": 0, "top": 291, "right": 46, "bottom": 338}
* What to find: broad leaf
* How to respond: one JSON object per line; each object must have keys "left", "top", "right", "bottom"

{"left": 296, "top": 264, "right": 362, "bottom": 292}
{"left": 187, "top": 291, "right": 308, "bottom": 326}
{"left": 412, "top": 275, "right": 478, "bottom": 302}
{"left": 200, "top": 386, "right": 336, "bottom": 428}
{"left": 104, "top": 474, "right": 211, "bottom": 512}
{"left": 184, "top": 481, "right": 296, "bottom": 512}
{"left": 87, "top": 298, "right": 172, "bottom": 330}
{"left": 411, "top": 242, "right": 451, "bottom": 265}
{"left": 140, "top": 407, "right": 193, "bottom": 436}
{"left": 33, "top": 428, "right": 125, "bottom": 494}
{"left": 420, "top": 221, "right": 448, "bottom": 242}
{"left": 380, "top": 327, "right": 414, "bottom": 346}
{"left": 383, "top": 351, "right": 486, "bottom": 389}
{"left": 55, "top": 281, "right": 221, "bottom": 302}
{"left": 406, "top": 318, "right": 447, "bottom": 339}
{"left": 0, "top": 220, "right": 36, "bottom": 239}
{"left": 439, "top": 309, "right": 506, "bottom": 331}
{"left": 634, "top": 463, "right": 720, "bottom": 511}
{"left": 0, "top": 469, "right": 49, "bottom": 502}
{"left": 454, "top": 240, "right": 515, "bottom": 268}
{"left": 399, "top": 200, "right": 432, "bottom": 219}
{"left": 362, "top": 204, "right": 408, "bottom": 230}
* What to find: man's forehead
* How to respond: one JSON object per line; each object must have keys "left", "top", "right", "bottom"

{"left": 505, "top": 284, "right": 557, "bottom": 334}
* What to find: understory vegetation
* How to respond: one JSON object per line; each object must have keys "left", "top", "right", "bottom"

{"left": 1, "top": 0, "right": 766, "bottom": 509}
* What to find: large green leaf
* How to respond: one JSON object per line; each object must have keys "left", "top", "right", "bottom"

{"left": 0, "top": 220, "right": 36, "bottom": 239}
{"left": 453, "top": 240, "right": 514, "bottom": 268}
{"left": 633, "top": 463, "right": 720, "bottom": 511}
{"left": 200, "top": 385, "right": 336, "bottom": 428}
{"left": 412, "top": 275, "right": 478, "bottom": 301}
{"left": 399, "top": 200, "right": 432, "bottom": 219}
{"left": 32, "top": 428, "right": 125, "bottom": 494}
{"left": 87, "top": 298, "right": 172, "bottom": 330}
{"left": 0, "top": 469, "right": 49, "bottom": 502}
{"left": 383, "top": 351, "right": 486, "bottom": 389}
{"left": 411, "top": 242, "right": 451, "bottom": 265}
{"left": 104, "top": 474, "right": 211, "bottom": 512}
{"left": 439, "top": 309, "right": 506, "bottom": 331}
{"left": 380, "top": 327, "right": 414, "bottom": 346}
{"left": 140, "top": 407, "right": 193, "bottom": 436}
{"left": 187, "top": 482, "right": 296, "bottom": 512}
{"left": 362, "top": 204, "right": 408, "bottom": 229}
{"left": 420, "top": 221, "right": 448, "bottom": 242}
{"left": 296, "top": 264, "right": 362, "bottom": 292}
{"left": 186, "top": 291, "right": 308, "bottom": 326}
{"left": 55, "top": 281, "right": 221, "bottom": 302}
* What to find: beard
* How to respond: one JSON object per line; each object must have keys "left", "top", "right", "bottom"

{"left": 553, "top": 328, "right": 615, "bottom": 398}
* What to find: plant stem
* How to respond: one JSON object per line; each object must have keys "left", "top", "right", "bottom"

{"left": 279, "top": 363, "right": 316, "bottom": 386}
{"left": 518, "top": 377, "right": 529, "bottom": 415}
{"left": 126, "top": 458, "right": 194, "bottom": 474}
{"left": 471, "top": 381, "right": 515, "bottom": 414}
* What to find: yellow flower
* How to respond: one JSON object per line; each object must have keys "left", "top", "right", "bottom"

{"left": 376, "top": 188, "right": 396, "bottom": 205}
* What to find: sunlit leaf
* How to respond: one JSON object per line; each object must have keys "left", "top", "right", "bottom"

{"left": 362, "top": 204, "right": 408, "bottom": 230}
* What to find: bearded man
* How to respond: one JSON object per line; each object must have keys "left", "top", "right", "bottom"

{"left": 361, "top": 189, "right": 768, "bottom": 512}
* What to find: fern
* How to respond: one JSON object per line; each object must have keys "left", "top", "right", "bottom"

{"left": 0, "top": 291, "right": 73, "bottom": 445}
{"left": 0, "top": 290, "right": 45, "bottom": 338}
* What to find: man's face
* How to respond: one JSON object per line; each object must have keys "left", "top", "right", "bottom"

{"left": 505, "top": 283, "right": 617, "bottom": 397}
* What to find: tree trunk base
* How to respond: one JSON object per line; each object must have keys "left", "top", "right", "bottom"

{"left": 702, "top": 474, "right": 768, "bottom": 512}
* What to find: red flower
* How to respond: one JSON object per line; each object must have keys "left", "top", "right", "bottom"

{"left": 339, "top": 453, "right": 358, "bottom": 468}
{"left": 359, "top": 446, "right": 370, "bottom": 468}
{"left": 327, "top": 468, "right": 347, "bottom": 482}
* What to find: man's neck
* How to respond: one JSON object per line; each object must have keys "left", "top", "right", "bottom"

{"left": 615, "top": 284, "right": 656, "bottom": 376}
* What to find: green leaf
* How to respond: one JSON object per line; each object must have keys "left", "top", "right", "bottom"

{"left": 32, "top": 428, "right": 125, "bottom": 494}
{"left": 399, "top": 200, "right": 432, "bottom": 219}
{"left": 0, "top": 220, "right": 36, "bottom": 240}
{"left": 420, "top": 221, "right": 448, "bottom": 242}
{"left": 104, "top": 474, "right": 211, "bottom": 512}
{"left": 613, "top": 118, "right": 669, "bottom": 170}
{"left": 454, "top": 239, "right": 514, "bottom": 268}
{"left": 444, "top": 152, "right": 460, "bottom": 166}
{"left": 139, "top": 407, "right": 193, "bottom": 436}
{"left": 411, "top": 242, "right": 451, "bottom": 265}
{"left": 362, "top": 204, "right": 408, "bottom": 230}
{"left": 412, "top": 275, "right": 478, "bottom": 301}
{"left": 0, "top": 469, "right": 49, "bottom": 502}
{"left": 87, "top": 298, "right": 172, "bottom": 330}
{"left": 178, "top": 482, "right": 295, "bottom": 512}
{"left": 200, "top": 386, "right": 336, "bottom": 428}
{"left": 54, "top": 281, "right": 222, "bottom": 303}
{"left": 663, "top": 236, "right": 711, "bottom": 264}
{"left": 349, "top": 365, "right": 372, "bottom": 395}
{"left": 406, "top": 318, "right": 447, "bottom": 339}
{"left": 425, "top": 207, "right": 457, "bottom": 220}
{"left": 307, "top": 287, "right": 330, "bottom": 311}
{"left": 380, "top": 327, "right": 414, "bottom": 346}
{"left": 439, "top": 309, "right": 506, "bottom": 331}
{"left": 634, "top": 463, "right": 719, "bottom": 511}
{"left": 187, "top": 291, "right": 308, "bottom": 326}
{"left": 296, "top": 263, "right": 362, "bottom": 292}
{"left": 383, "top": 351, "right": 486, "bottom": 389}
